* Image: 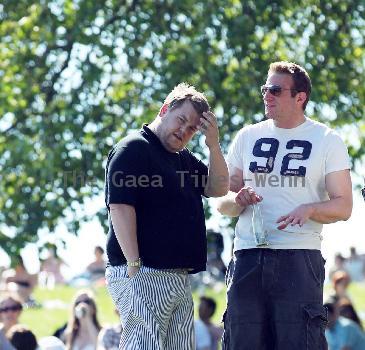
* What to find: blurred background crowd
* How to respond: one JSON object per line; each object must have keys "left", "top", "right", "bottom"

{"left": 1, "top": 231, "right": 365, "bottom": 350}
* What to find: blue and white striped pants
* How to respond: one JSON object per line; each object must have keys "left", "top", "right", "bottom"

{"left": 106, "top": 264, "right": 195, "bottom": 350}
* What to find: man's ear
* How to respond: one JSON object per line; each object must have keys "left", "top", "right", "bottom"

{"left": 159, "top": 104, "right": 169, "bottom": 117}
{"left": 296, "top": 92, "right": 307, "bottom": 107}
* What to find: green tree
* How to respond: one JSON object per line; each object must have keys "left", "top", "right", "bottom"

{"left": 0, "top": 0, "right": 364, "bottom": 257}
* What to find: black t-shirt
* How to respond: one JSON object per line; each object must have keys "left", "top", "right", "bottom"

{"left": 105, "top": 125, "right": 208, "bottom": 273}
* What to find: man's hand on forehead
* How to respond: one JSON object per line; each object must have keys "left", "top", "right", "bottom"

{"left": 198, "top": 111, "right": 220, "bottom": 148}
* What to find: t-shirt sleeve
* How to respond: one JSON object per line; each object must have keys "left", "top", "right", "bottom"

{"left": 325, "top": 131, "right": 351, "bottom": 175}
{"left": 105, "top": 141, "right": 148, "bottom": 208}
{"left": 227, "top": 128, "right": 246, "bottom": 170}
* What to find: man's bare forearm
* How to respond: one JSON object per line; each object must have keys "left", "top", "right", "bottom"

{"left": 309, "top": 196, "right": 352, "bottom": 223}
{"left": 277, "top": 196, "right": 353, "bottom": 230}
{"left": 205, "top": 144, "right": 229, "bottom": 197}
{"left": 109, "top": 203, "right": 139, "bottom": 261}
{"left": 217, "top": 191, "right": 245, "bottom": 217}
{"left": 310, "top": 169, "right": 352, "bottom": 223}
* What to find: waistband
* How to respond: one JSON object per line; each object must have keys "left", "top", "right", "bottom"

{"left": 106, "top": 264, "right": 191, "bottom": 274}
{"left": 158, "top": 268, "right": 191, "bottom": 274}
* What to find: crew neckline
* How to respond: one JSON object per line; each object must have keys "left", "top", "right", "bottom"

{"left": 269, "top": 117, "right": 311, "bottom": 134}
{"left": 141, "top": 124, "right": 180, "bottom": 155}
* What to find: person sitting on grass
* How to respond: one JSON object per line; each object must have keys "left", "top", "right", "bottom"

{"left": 85, "top": 246, "right": 106, "bottom": 283}
{"left": 2, "top": 255, "right": 38, "bottom": 306}
{"left": 325, "top": 298, "right": 365, "bottom": 350}
{"left": 0, "top": 293, "right": 23, "bottom": 350}
{"left": 337, "top": 298, "right": 364, "bottom": 331}
{"left": 61, "top": 290, "right": 101, "bottom": 350}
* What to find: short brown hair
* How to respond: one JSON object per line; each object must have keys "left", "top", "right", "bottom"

{"left": 269, "top": 61, "right": 312, "bottom": 110}
{"left": 200, "top": 296, "right": 217, "bottom": 317}
{"left": 162, "top": 83, "right": 210, "bottom": 117}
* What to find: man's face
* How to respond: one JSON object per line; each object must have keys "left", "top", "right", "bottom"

{"left": 263, "top": 73, "right": 299, "bottom": 121}
{"left": 158, "top": 100, "right": 201, "bottom": 152}
{"left": 74, "top": 294, "right": 95, "bottom": 319}
{"left": 0, "top": 298, "right": 22, "bottom": 325}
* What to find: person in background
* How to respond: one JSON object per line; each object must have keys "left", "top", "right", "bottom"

{"left": 97, "top": 308, "right": 122, "bottom": 350}
{"left": 325, "top": 298, "right": 365, "bottom": 350}
{"left": 0, "top": 327, "right": 15, "bottom": 350}
{"left": 39, "top": 244, "right": 66, "bottom": 288}
{"left": 62, "top": 290, "right": 101, "bottom": 350}
{"left": 332, "top": 270, "right": 351, "bottom": 300}
{"left": 195, "top": 317, "right": 211, "bottom": 350}
{"left": 337, "top": 298, "right": 363, "bottom": 331}
{"left": 0, "top": 293, "right": 23, "bottom": 349}
{"left": 86, "top": 246, "right": 106, "bottom": 282}
{"left": 97, "top": 324, "right": 122, "bottom": 350}
{"left": 198, "top": 296, "right": 223, "bottom": 350}
{"left": 2, "top": 255, "right": 37, "bottom": 305}
{"left": 206, "top": 230, "right": 226, "bottom": 281}
{"left": 38, "top": 336, "right": 66, "bottom": 350}
{"left": 329, "top": 253, "right": 347, "bottom": 280}
{"left": 344, "top": 247, "right": 365, "bottom": 282}
{"left": 6, "top": 324, "right": 38, "bottom": 350}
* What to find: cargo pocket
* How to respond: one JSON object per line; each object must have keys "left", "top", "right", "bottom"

{"left": 303, "top": 304, "right": 328, "bottom": 350}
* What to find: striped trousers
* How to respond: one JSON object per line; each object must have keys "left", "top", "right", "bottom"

{"left": 106, "top": 264, "right": 195, "bottom": 350}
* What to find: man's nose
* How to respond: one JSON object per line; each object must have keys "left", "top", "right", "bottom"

{"left": 263, "top": 90, "right": 274, "bottom": 102}
{"left": 180, "top": 124, "right": 190, "bottom": 135}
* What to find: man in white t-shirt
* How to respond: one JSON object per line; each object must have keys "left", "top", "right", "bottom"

{"left": 218, "top": 61, "right": 353, "bottom": 350}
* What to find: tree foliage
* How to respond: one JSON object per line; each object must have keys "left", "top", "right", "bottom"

{"left": 0, "top": 0, "right": 364, "bottom": 256}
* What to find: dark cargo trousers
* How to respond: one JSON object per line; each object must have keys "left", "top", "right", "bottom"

{"left": 222, "top": 249, "right": 328, "bottom": 350}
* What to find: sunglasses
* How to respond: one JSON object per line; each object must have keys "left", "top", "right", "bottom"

{"left": 261, "top": 84, "right": 298, "bottom": 97}
{"left": 0, "top": 305, "right": 22, "bottom": 313}
{"left": 75, "top": 299, "right": 92, "bottom": 307}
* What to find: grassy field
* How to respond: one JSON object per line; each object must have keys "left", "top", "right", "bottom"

{"left": 19, "top": 282, "right": 365, "bottom": 338}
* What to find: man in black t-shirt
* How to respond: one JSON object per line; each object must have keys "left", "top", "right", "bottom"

{"left": 104, "top": 83, "right": 229, "bottom": 349}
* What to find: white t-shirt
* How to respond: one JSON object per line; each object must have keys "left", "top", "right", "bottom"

{"left": 195, "top": 319, "right": 211, "bottom": 350}
{"left": 227, "top": 117, "right": 350, "bottom": 251}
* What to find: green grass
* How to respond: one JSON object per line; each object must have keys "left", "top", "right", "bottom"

{"left": 20, "top": 282, "right": 365, "bottom": 338}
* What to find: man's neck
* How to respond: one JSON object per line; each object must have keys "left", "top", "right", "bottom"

{"left": 273, "top": 114, "right": 306, "bottom": 129}
{"left": 146, "top": 120, "right": 159, "bottom": 134}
